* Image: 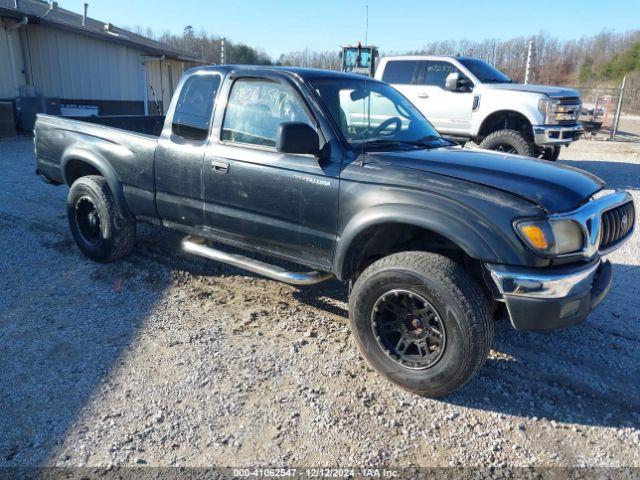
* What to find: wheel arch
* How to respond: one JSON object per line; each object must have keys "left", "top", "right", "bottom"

{"left": 476, "top": 110, "right": 535, "bottom": 143}
{"left": 61, "top": 148, "right": 133, "bottom": 220}
{"left": 334, "top": 204, "right": 518, "bottom": 282}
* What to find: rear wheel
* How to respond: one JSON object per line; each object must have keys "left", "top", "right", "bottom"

{"left": 479, "top": 129, "right": 534, "bottom": 157}
{"left": 67, "top": 175, "right": 135, "bottom": 262}
{"left": 349, "top": 252, "right": 493, "bottom": 397}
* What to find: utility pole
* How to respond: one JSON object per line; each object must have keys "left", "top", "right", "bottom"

{"left": 612, "top": 75, "right": 627, "bottom": 140}
{"left": 220, "top": 37, "right": 226, "bottom": 65}
{"left": 524, "top": 40, "right": 534, "bottom": 85}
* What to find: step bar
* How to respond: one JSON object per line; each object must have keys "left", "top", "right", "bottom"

{"left": 181, "top": 236, "right": 334, "bottom": 286}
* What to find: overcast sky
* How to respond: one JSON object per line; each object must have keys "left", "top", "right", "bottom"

{"left": 60, "top": 0, "right": 639, "bottom": 58}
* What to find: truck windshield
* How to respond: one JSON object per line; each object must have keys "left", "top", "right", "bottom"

{"left": 458, "top": 58, "right": 512, "bottom": 84}
{"left": 311, "top": 78, "right": 447, "bottom": 151}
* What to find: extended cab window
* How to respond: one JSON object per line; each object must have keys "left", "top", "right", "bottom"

{"left": 381, "top": 60, "right": 417, "bottom": 85}
{"left": 417, "top": 61, "right": 459, "bottom": 88}
{"left": 221, "top": 78, "right": 313, "bottom": 148}
{"left": 173, "top": 74, "right": 221, "bottom": 133}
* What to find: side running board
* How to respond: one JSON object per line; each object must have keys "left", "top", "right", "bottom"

{"left": 181, "top": 235, "right": 334, "bottom": 286}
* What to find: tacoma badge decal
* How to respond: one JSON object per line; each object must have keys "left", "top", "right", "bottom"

{"left": 293, "top": 175, "right": 331, "bottom": 187}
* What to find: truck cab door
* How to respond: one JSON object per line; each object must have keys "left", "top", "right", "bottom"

{"left": 154, "top": 72, "right": 222, "bottom": 228}
{"left": 413, "top": 60, "right": 474, "bottom": 135}
{"left": 202, "top": 76, "right": 340, "bottom": 269}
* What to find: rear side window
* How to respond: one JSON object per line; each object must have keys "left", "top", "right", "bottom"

{"left": 173, "top": 74, "right": 221, "bottom": 131}
{"left": 417, "top": 61, "right": 459, "bottom": 88}
{"left": 381, "top": 60, "right": 417, "bottom": 85}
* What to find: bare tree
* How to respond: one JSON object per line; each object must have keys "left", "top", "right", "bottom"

{"left": 277, "top": 49, "right": 340, "bottom": 70}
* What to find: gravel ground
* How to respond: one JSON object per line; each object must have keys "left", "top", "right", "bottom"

{"left": 1, "top": 137, "right": 639, "bottom": 468}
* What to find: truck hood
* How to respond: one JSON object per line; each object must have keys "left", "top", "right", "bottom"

{"left": 482, "top": 83, "right": 580, "bottom": 98}
{"left": 366, "top": 146, "right": 604, "bottom": 212}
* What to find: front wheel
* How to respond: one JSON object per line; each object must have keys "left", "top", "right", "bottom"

{"left": 478, "top": 129, "right": 534, "bottom": 157}
{"left": 349, "top": 252, "right": 493, "bottom": 397}
{"left": 535, "top": 146, "right": 561, "bottom": 161}
{"left": 67, "top": 175, "right": 136, "bottom": 262}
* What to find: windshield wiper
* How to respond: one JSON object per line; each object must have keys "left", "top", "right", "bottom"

{"left": 359, "top": 136, "right": 451, "bottom": 151}
{"left": 411, "top": 135, "right": 457, "bottom": 147}
{"left": 413, "top": 135, "right": 444, "bottom": 143}
{"left": 359, "top": 139, "right": 429, "bottom": 151}
{"left": 484, "top": 78, "right": 512, "bottom": 84}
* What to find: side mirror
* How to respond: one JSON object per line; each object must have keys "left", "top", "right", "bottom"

{"left": 444, "top": 72, "right": 460, "bottom": 92}
{"left": 276, "top": 122, "right": 320, "bottom": 156}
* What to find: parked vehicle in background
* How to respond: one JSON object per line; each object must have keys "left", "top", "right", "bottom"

{"left": 34, "top": 66, "right": 634, "bottom": 397}
{"left": 340, "top": 42, "right": 379, "bottom": 76}
{"left": 376, "top": 56, "right": 583, "bottom": 160}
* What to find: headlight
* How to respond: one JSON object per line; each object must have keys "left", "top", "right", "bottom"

{"left": 538, "top": 98, "right": 560, "bottom": 124}
{"left": 516, "top": 219, "right": 584, "bottom": 255}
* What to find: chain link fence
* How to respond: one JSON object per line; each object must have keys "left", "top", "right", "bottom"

{"left": 574, "top": 86, "right": 620, "bottom": 127}
{"left": 572, "top": 76, "right": 640, "bottom": 141}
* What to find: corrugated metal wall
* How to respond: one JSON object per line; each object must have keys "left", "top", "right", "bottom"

{"left": 2, "top": 19, "right": 187, "bottom": 116}
{"left": 145, "top": 58, "right": 184, "bottom": 113}
{"left": 25, "top": 24, "right": 145, "bottom": 101}
{"left": 0, "top": 20, "right": 27, "bottom": 98}
{"left": 0, "top": 22, "right": 14, "bottom": 97}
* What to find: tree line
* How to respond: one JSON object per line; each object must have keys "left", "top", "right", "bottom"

{"left": 131, "top": 26, "right": 640, "bottom": 112}
{"left": 409, "top": 31, "right": 640, "bottom": 113}
{"left": 407, "top": 31, "right": 640, "bottom": 85}
{"left": 128, "top": 26, "right": 272, "bottom": 65}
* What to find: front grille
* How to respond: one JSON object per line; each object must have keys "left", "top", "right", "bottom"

{"left": 559, "top": 97, "right": 581, "bottom": 106}
{"left": 556, "top": 97, "right": 581, "bottom": 124}
{"left": 600, "top": 202, "right": 635, "bottom": 251}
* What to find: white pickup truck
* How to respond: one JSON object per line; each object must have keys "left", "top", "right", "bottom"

{"left": 375, "top": 56, "right": 583, "bottom": 160}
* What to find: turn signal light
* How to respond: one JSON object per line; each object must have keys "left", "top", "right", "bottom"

{"left": 515, "top": 219, "right": 584, "bottom": 256}
{"left": 520, "top": 224, "right": 549, "bottom": 250}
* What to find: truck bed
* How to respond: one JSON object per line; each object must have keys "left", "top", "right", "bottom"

{"left": 35, "top": 114, "right": 161, "bottom": 222}
{"left": 66, "top": 115, "right": 166, "bottom": 137}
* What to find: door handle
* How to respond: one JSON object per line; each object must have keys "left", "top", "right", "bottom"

{"left": 210, "top": 159, "right": 229, "bottom": 174}
{"left": 417, "top": 92, "right": 429, "bottom": 99}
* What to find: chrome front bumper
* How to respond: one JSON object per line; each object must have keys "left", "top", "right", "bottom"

{"left": 486, "top": 259, "right": 612, "bottom": 331}
{"left": 533, "top": 123, "right": 582, "bottom": 146}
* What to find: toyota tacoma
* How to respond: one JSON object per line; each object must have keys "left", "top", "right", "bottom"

{"left": 35, "top": 66, "right": 634, "bottom": 397}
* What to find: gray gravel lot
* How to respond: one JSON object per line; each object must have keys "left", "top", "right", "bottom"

{"left": 1, "top": 137, "right": 639, "bottom": 468}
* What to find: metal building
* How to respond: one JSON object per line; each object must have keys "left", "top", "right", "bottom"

{"left": 0, "top": 0, "right": 198, "bottom": 131}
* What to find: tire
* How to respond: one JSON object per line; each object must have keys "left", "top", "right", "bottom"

{"left": 349, "top": 252, "right": 493, "bottom": 397}
{"left": 67, "top": 175, "right": 135, "bottom": 262}
{"left": 479, "top": 129, "right": 534, "bottom": 157}
{"left": 536, "top": 146, "right": 561, "bottom": 161}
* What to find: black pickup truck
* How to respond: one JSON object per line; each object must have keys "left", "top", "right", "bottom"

{"left": 35, "top": 66, "right": 635, "bottom": 397}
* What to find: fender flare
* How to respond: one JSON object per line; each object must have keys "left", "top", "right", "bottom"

{"left": 474, "top": 108, "right": 538, "bottom": 139}
{"left": 334, "top": 203, "right": 526, "bottom": 280}
{"left": 61, "top": 148, "right": 134, "bottom": 220}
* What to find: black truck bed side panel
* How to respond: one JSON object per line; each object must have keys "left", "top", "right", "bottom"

{"left": 35, "top": 114, "right": 159, "bottom": 221}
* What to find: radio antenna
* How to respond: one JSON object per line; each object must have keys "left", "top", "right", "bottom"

{"left": 360, "top": 4, "right": 370, "bottom": 166}
{"left": 365, "top": 5, "right": 369, "bottom": 47}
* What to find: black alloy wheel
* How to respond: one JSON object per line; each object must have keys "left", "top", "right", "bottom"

{"left": 75, "top": 195, "right": 102, "bottom": 245}
{"left": 493, "top": 144, "right": 518, "bottom": 154}
{"left": 371, "top": 289, "right": 446, "bottom": 369}
{"left": 67, "top": 175, "right": 136, "bottom": 262}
